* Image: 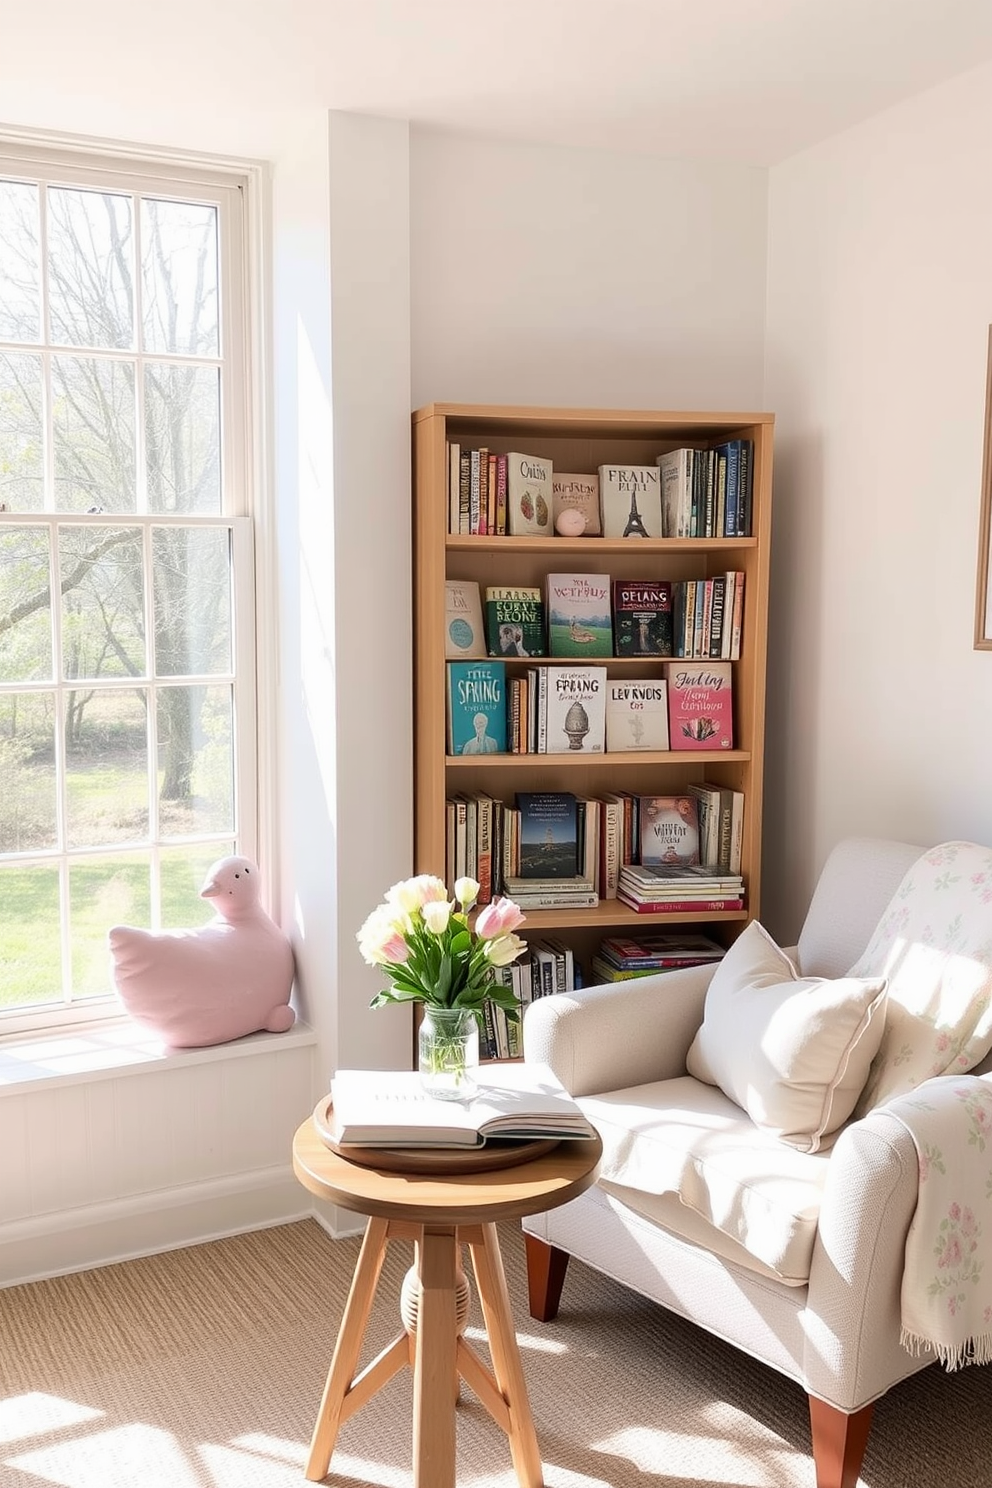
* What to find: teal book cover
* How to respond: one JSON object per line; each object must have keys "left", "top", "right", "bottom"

{"left": 446, "top": 661, "right": 508, "bottom": 755}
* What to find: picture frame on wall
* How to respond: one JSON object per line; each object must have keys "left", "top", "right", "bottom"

{"left": 975, "top": 325, "right": 992, "bottom": 649}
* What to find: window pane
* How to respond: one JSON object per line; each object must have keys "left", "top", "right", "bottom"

{"left": 0, "top": 180, "right": 41, "bottom": 342}
{"left": 48, "top": 186, "right": 133, "bottom": 350}
{"left": 53, "top": 354, "right": 136, "bottom": 512}
{"left": 145, "top": 363, "right": 221, "bottom": 513}
{"left": 0, "top": 691, "right": 56, "bottom": 852}
{"left": 160, "top": 841, "right": 233, "bottom": 928}
{"left": 0, "top": 862, "right": 61, "bottom": 1009}
{"left": 0, "top": 525, "right": 52, "bottom": 681}
{"left": 141, "top": 199, "right": 219, "bottom": 357}
{"left": 65, "top": 687, "right": 149, "bottom": 848}
{"left": 0, "top": 351, "right": 44, "bottom": 511}
{"left": 157, "top": 683, "right": 233, "bottom": 836}
{"left": 71, "top": 854, "right": 149, "bottom": 996}
{"left": 153, "top": 526, "right": 231, "bottom": 674}
{"left": 59, "top": 525, "right": 145, "bottom": 681}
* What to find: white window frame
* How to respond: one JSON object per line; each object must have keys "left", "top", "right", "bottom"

{"left": 0, "top": 133, "right": 272, "bottom": 1038}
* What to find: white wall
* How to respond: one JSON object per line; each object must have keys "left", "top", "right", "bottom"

{"left": 763, "top": 59, "right": 992, "bottom": 941}
{"left": 0, "top": 111, "right": 771, "bottom": 1279}
{"left": 410, "top": 130, "right": 768, "bottom": 411}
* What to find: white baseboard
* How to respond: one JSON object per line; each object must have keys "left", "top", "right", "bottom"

{"left": 0, "top": 1165, "right": 313, "bottom": 1288}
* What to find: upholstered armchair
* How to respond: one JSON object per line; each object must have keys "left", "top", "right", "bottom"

{"left": 522, "top": 836, "right": 992, "bottom": 1488}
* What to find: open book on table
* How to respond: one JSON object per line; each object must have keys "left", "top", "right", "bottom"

{"left": 329, "top": 1061, "right": 597, "bottom": 1149}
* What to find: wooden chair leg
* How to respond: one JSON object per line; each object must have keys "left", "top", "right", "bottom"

{"left": 808, "top": 1396, "right": 874, "bottom": 1488}
{"left": 524, "top": 1231, "right": 570, "bottom": 1322}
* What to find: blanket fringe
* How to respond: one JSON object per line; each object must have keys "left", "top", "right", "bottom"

{"left": 900, "top": 1327, "right": 992, "bottom": 1371}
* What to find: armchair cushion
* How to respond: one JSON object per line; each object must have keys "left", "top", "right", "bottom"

{"left": 685, "top": 921, "right": 888, "bottom": 1151}
{"left": 579, "top": 1075, "right": 830, "bottom": 1281}
{"left": 851, "top": 841, "right": 992, "bottom": 1116}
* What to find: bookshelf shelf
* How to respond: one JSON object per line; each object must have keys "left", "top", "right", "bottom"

{"left": 446, "top": 750, "right": 752, "bottom": 769}
{"left": 413, "top": 401, "right": 773, "bottom": 1050}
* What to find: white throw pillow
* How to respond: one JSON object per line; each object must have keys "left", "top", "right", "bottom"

{"left": 686, "top": 921, "right": 888, "bottom": 1152}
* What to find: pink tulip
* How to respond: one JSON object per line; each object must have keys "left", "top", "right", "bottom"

{"left": 474, "top": 896, "right": 527, "bottom": 940}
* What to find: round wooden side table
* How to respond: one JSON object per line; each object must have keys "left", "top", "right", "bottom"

{"left": 292, "top": 1118, "right": 602, "bottom": 1488}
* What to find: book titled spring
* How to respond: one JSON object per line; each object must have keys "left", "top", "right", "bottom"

{"left": 637, "top": 794, "right": 700, "bottom": 866}
{"left": 329, "top": 1062, "right": 597, "bottom": 1148}
{"left": 665, "top": 660, "right": 734, "bottom": 750}
{"left": 546, "top": 573, "right": 613, "bottom": 657}
{"left": 446, "top": 661, "right": 507, "bottom": 755}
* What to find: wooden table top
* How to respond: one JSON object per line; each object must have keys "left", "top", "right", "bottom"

{"left": 293, "top": 1118, "right": 603, "bottom": 1225}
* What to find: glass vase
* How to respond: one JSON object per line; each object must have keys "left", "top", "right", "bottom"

{"left": 419, "top": 1006, "right": 479, "bottom": 1101}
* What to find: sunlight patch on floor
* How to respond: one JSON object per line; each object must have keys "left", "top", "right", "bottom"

{"left": 8, "top": 1424, "right": 203, "bottom": 1487}
{"left": 227, "top": 1432, "right": 307, "bottom": 1464}
{"left": 593, "top": 1424, "right": 801, "bottom": 1484}
{"left": 0, "top": 1393, "right": 102, "bottom": 1444}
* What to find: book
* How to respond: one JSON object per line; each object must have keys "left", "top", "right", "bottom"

{"left": 448, "top": 442, "right": 461, "bottom": 533}
{"left": 506, "top": 451, "right": 553, "bottom": 536}
{"left": 516, "top": 791, "right": 578, "bottom": 878}
{"left": 543, "top": 665, "right": 607, "bottom": 754}
{"left": 551, "top": 472, "right": 601, "bottom": 536}
{"left": 615, "top": 886, "right": 740, "bottom": 910}
{"left": 503, "top": 874, "right": 594, "bottom": 895}
{"left": 599, "top": 463, "right": 663, "bottom": 539}
{"left": 620, "top": 863, "right": 742, "bottom": 893}
{"left": 446, "top": 661, "right": 507, "bottom": 755}
{"left": 444, "top": 579, "right": 486, "bottom": 659}
{"left": 612, "top": 579, "right": 674, "bottom": 657}
{"left": 665, "top": 661, "right": 734, "bottom": 751}
{"left": 329, "top": 1062, "right": 597, "bottom": 1148}
{"left": 637, "top": 794, "right": 700, "bottom": 866}
{"left": 605, "top": 679, "right": 669, "bottom": 753}
{"left": 546, "top": 573, "right": 613, "bottom": 657}
{"left": 599, "top": 931, "right": 725, "bottom": 968}
{"left": 657, "top": 448, "right": 694, "bottom": 538}
{"left": 506, "top": 887, "right": 599, "bottom": 909}
{"left": 484, "top": 585, "right": 547, "bottom": 658}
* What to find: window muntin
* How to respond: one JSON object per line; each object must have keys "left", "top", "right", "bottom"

{"left": 0, "top": 146, "right": 255, "bottom": 1032}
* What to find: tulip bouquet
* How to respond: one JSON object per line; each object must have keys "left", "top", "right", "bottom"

{"left": 357, "top": 874, "right": 527, "bottom": 1023}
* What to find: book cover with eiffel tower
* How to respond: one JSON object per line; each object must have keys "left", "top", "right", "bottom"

{"left": 599, "top": 463, "right": 664, "bottom": 538}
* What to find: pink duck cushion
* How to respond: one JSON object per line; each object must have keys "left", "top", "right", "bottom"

{"left": 108, "top": 856, "right": 296, "bottom": 1049}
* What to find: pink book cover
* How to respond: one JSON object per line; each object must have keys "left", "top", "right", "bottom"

{"left": 664, "top": 661, "right": 734, "bottom": 750}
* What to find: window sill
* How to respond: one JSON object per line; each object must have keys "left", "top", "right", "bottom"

{"left": 0, "top": 1017, "right": 317, "bottom": 1095}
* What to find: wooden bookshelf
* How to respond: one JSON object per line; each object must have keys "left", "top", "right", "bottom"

{"left": 412, "top": 402, "right": 774, "bottom": 988}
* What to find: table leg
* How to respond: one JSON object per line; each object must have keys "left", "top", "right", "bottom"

{"left": 412, "top": 1226, "right": 459, "bottom": 1488}
{"left": 467, "top": 1223, "right": 544, "bottom": 1488}
{"left": 305, "top": 1215, "right": 389, "bottom": 1482}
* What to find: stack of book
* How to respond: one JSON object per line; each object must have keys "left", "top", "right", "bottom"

{"left": 617, "top": 863, "right": 744, "bottom": 915}
{"left": 590, "top": 931, "right": 726, "bottom": 984}
{"left": 502, "top": 875, "right": 597, "bottom": 910}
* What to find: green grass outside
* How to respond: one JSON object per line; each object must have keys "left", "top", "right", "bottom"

{"left": 1, "top": 770, "right": 230, "bottom": 1008}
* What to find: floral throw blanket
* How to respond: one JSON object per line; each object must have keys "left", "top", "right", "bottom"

{"left": 887, "top": 1074, "right": 992, "bottom": 1369}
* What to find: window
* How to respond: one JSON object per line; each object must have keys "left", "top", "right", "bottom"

{"left": 0, "top": 142, "right": 258, "bottom": 1034}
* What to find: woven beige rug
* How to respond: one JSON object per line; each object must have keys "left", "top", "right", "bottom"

{"left": 1, "top": 1218, "right": 990, "bottom": 1487}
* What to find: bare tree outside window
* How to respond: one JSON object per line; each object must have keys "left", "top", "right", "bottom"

{"left": 0, "top": 151, "right": 255, "bottom": 1024}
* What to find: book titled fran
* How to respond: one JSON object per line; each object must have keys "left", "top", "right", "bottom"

{"left": 329, "top": 1062, "right": 597, "bottom": 1148}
